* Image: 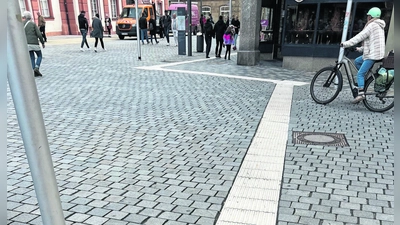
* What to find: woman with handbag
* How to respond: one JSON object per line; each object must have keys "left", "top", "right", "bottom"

{"left": 91, "top": 13, "right": 106, "bottom": 52}
{"left": 105, "top": 14, "right": 112, "bottom": 37}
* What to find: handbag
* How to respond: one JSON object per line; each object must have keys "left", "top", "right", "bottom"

{"left": 90, "top": 30, "right": 94, "bottom": 38}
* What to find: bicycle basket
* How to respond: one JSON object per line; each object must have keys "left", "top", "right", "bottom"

{"left": 382, "top": 51, "right": 394, "bottom": 69}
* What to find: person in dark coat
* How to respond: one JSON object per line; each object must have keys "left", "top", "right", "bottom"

{"left": 78, "top": 10, "right": 90, "bottom": 51}
{"left": 231, "top": 15, "right": 240, "bottom": 49}
{"left": 139, "top": 13, "right": 149, "bottom": 44}
{"left": 162, "top": 10, "right": 172, "bottom": 45}
{"left": 200, "top": 14, "right": 205, "bottom": 34}
{"left": 213, "top": 15, "right": 227, "bottom": 58}
{"left": 204, "top": 17, "right": 214, "bottom": 58}
{"left": 149, "top": 15, "right": 158, "bottom": 44}
{"left": 91, "top": 13, "right": 105, "bottom": 52}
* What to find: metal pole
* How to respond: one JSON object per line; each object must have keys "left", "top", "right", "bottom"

{"left": 187, "top": 0, "right": 192, "bottom": 56}
{"left": 228, "top": 0, "right": 232, "bottom": 24}
{"left": 338, "top": 0, "right": 352, "bottom": 63}
{"left": 136, "top": 1, "right": 141, "bottom": 60}
{"left": 7, "top": 1, "right": 65, "bottom": 225}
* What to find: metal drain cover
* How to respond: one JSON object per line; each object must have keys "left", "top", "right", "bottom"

{"left": 292, "top": 131, "right": 349, "bottom": 147}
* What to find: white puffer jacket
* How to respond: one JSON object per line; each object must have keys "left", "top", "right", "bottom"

{"left": 342, "top": 18, "right": 386, "bottom": 60}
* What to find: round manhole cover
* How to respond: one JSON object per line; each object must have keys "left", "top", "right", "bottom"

{"left": 302, "top": 134, "right": 335, "bottom": 142}
{"left": 292, "top": 131, "right": 349, "bottom": 147}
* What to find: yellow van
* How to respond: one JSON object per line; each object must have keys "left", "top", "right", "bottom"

{"left": 116, "top": 4, "right": 155, "bottom": 40}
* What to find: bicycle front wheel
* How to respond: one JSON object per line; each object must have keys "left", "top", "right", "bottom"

{"left": 363, "top": 76, "right": 394, "bottom": 112}
{"left": 310, "top": 66, "right": 343, "bottom": 104}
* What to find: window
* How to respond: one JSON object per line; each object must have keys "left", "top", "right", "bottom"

{"left": 39, "top": 0, "right": 50, "bottom": 17}
{"left": 19, "top": 0, "right": 26, "bottom": 14}
{"left": 220, "top": 6, "right": 229, "bottom": 20}
{"left": 91, "top": 0, "right": 98, "bottom": 16}
{"left": 111, "top": 0, "right": 117, "bottom": 19}
{"left": 284, "top": 4, "right": 317, "bottom": 44}
{"left": 202, "top": 6, "right": 211, "bottom": 15}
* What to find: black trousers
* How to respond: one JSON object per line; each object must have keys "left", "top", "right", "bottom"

{"left": 215, "top": 38, "right": 223, "bottom": 56}
{"left": 40, "top": 26, "right": 47, "bottom": 41}
{"left": 205, "top": 35, "right": 212, "bottom": 57}
{"left": 94, "top": 38, "right": 104, "bottom": 49}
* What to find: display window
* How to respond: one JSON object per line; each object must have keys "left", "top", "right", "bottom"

{"left": 284, "top": 4, "right": 317, "bottom": 44}
{"left": 260, "top": 7, "right": 274, "bottom": 42}
{"left": 316, "top": 3, "right": 347, "bottom": 45}
{"left": 283, "top": 1, "right": 392, "bottom": 46}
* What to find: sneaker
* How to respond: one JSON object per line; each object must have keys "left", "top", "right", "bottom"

{"left": 34, "top": 67, "right": 42, "bottom": 77}
{"left": 80, "top": 48, "right": 84, "bottom": 52}
{"left": 167, "top": 43, "right": 170, "bottom": 46}
{"left": 94, "top": 48, "right": 97, "bottom": 52}
{"left": 103, "top": 48, "right": 107, "bottom": 51}
{"left": 352, "top": 92, "right": 365, "bottom": 104}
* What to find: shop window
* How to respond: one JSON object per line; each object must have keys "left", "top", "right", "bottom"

{"left": 260, "top": 7, "right": 273, "bottom": 42}
{"left": 316, "top": 3, "right": 346, "bottom": 45}
{"left": 284, "top": 4, "right": 317, "bottom": 44}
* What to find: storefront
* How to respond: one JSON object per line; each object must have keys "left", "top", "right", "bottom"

{"left": 280, "top": 0, "right": 393, "bottom": 71}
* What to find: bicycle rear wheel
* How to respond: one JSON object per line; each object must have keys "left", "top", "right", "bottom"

{"left": 363, "top": 76, "right": 394, "bottom": 112}
{"left": 310, "top": 66, "right": 343, "bottom": 104}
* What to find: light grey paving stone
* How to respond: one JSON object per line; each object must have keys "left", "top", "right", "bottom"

{"left": 84, "top": 216, "right": 109, "bottom": 225}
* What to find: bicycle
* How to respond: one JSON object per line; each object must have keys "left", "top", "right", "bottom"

{"left": 310, "top": 48, "right": 394, "bottom": 112}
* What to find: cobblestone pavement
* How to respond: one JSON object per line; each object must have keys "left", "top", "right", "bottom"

{"left": 7, "top": 36, "right": 394, "bottom": 225}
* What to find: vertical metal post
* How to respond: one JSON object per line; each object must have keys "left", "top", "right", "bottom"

{"left": 338, "top": 0, "right": 352, "bottom": 63}
{"left": 7, "top": 1, "right": 65, "bottom": 225}
{"left": 187, "top": 0, "right": 192, "bottom": 56}
{"left": 228, "top": 0, "right": 232, "bottom": 24}
{"left": 136, "top": 1, "right": 141, "bottom": 60}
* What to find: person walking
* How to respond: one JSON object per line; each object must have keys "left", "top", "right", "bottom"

{"left": 78, "top": 10, "right": 91, "bottom": 51}
{"left": 341, "top": 7, "right": 386, "bottom": 103}
{"left": 171, "top": 13, "right": 178, "bottom": 46}
{"left": 231, "top": 15, "right": 240, "bottom": 50}
{"left": 200, "top": 14, "right": 205, "bottom": 34}
{"left": 105, "top": 14, "right": 112, "bottom": 37}
{"left": 37, "top": 11, "right": 47, "bottom": 42}
{"left": 159, "top": 14, "right": 164, "bottom": 39}
{"left": 223, "top": 25, "right": 235, "bottom": 60}
{"left": 23, "top": 11, "right": 45, "bottom": 77}
{"left": 139, "top": 13, "right": 149, "bottom": 45}
{"left": 162, "top": 10, "right": 172, "bottom": 45}
{"left": 204, "top": 16, "right": 214, "bottom": 58}
{"left": 214, "top": 15, "right": 227, "bottom": 58}
{"left": 149, "top": 15, "right": 158, "bottom": 44}
{"left": 92, "top": 13, "right": 106, "bottom": 52}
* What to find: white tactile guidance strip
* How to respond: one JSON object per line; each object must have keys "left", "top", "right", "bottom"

{"left": 216, "top": 82, "right": 297, "bottom": 225}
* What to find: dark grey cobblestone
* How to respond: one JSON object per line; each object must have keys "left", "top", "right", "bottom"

{"left": 278, "top": 84, "right": 394, "bottom": 225}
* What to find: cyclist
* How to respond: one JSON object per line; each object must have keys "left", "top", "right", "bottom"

{"left": 340, "top": 7, "right": 386, "bottom": 103}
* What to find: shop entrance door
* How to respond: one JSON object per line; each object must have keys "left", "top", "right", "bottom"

{"left": 260, "top": 0, "right": 283, "bottom": 59}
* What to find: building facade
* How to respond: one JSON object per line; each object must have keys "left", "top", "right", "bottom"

{"left": 18, "top": 0, "right": 240, "bottom": 36}
{"left": 18, "top": 0, "right": 171, "bottom": 36}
